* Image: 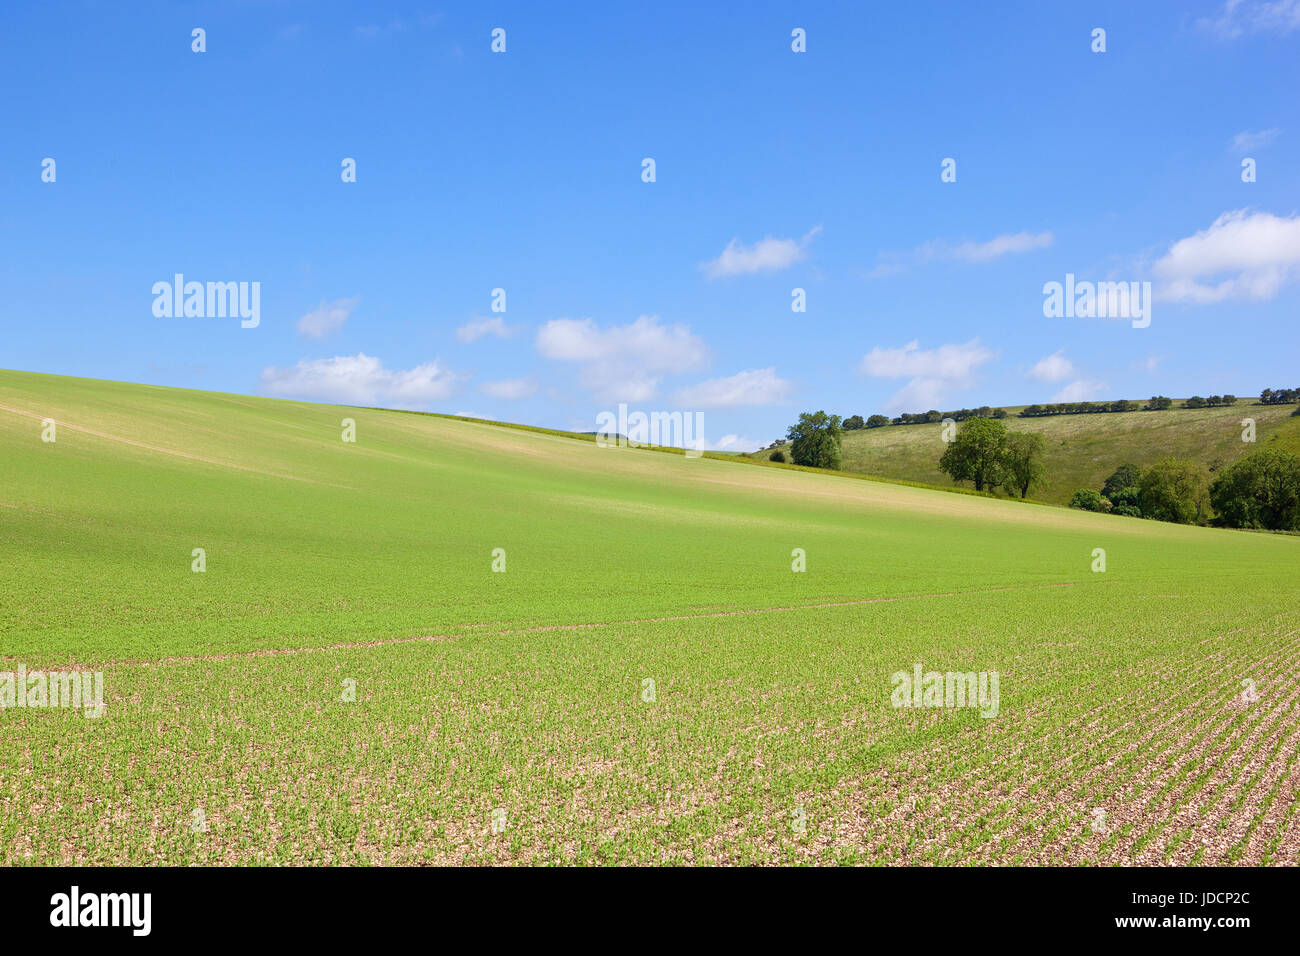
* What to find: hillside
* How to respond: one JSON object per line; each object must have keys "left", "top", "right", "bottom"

{"left": 2, "top": 368, "right": 1298, "bottom": 866}
{"left": 752, "top": 402, "right": 1300, "bottom": 505}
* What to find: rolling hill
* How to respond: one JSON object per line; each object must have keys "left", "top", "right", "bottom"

{"left": 751, "top": 402, "right": 1300, "bottom": 505}
{"left": 2, "top": 368, "right": 1299, "bottom": 865}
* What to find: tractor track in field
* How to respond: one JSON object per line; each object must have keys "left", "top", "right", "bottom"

{"left": 6, "top": 579, "right": 1103, "bottom": 671}
{"left": 0, "top": 402, "right": 345, "bottom": 487}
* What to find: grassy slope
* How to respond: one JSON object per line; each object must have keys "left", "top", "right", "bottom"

{"left": 2, "top": 369, "right": 1299, "bottom": 865}
{"left": 753, "top": 403, "right": 1300, "bottom": 505}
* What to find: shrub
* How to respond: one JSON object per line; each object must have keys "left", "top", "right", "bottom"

{"left": 1111, "top": 504, "right": 1143, "bottom": 518}
{"left": 1070, "top": 489, "right": 1109, "bottom": 512}
{"left": 769, "top": 450, "right": 786, "bottom": 463}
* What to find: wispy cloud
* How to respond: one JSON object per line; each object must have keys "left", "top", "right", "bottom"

{"left": 709, "top": 434, "right": 763, "bottom": 453}
{"left": 536, "top": 315, "right": 708, "bottom": 402}
{"left": 701, "top": 226, "right": 821, "bottom": 279}
{"left": 947, "top": 231, "right": 1055, "bottom": 262}
{"left": 673, "top": 368, "right": 792, "bottom": 407}
{"left": 1199, "top": 0, "right": 1300, "bottom": 38}
{"left": 296, "top": 296, "right": 359, "bottom": 340}
{"left": 1231, "top": 128, "right": 1281, "bottom": 151}
{"left": 859, "top": 339, "right": 997, "bottom": 412}
{"left": 456, "top": 316, "right": 516, "bottom": 344}
{"left": 866, "top": 230, "right": 1053, "bottom": 278}
{"left": 1153, "top": 209, "right": 1300, "bottom": 303}
{"left": 260, "top": 353, "right": 462, "bottom": 407}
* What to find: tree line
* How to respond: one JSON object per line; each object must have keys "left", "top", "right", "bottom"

{"left": 841, "top": 406, "right": 1009, "bottom": 430}
{"left": 825, "top": 386, "right": 1295, "bottom": 434}
{"left": 1069, "top": 451, "right": 1300, "bottom": 531}
{"left": 1260, "top": 387, "right": 1300, "bottom": 405}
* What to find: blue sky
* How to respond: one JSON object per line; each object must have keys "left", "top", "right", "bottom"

{"left": 3, "top": 1, "right": 1298, "bottom": 451}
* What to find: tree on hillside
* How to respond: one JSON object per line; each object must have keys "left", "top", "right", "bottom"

{"left": 843, "top": 415, "right": 865, "bottom": 430}
{"left": 1101, "top": 463, "right": 1143, "bottom": 515}
{"left": 786, "top": 411, "right": 843, "bottom": 470}
{"left": 1002, "top": 431, "right": 1047, "bottom": 499}
{"left": 1209, "top": 449, "right": 1300, "bottom": 531}
{"left": 938, "top": 417, "right": 1008, "bottom": 492}
{"left": 866, "top": 414, "right": 890, "bottom": 428}
{"left": 1070, "top": 489, "right": 1109, "bottom": 512}
{"left": 1102, "top": 464, "right": 1142, "bottom": 502}
{"left": 1138, "top": 458, "right": 1211, "bottom": 524}
{"left": 1146, "top": 396, "right": 1173, "bottom": 410}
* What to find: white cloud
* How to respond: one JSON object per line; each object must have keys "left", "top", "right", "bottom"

{"left": 672, "top": 368, "right": 792, "bottom": 407}
{"left": 456, "top": 316, "right": 515, "bottom": 343}
{"left": 536, "top": 315, "right": 708, "bottom": 402}
{"left": 480, "top": 378, "right": 537, "bottom": 400}
{"left": 1028, "top": 350, "right": 1074, "bottom": 383}
{"left": 297, "top": 297, "right": 359, "bottom": 339}
{"left": 858, "top": 339, "right": 997, "bottom": 412}
{"left": 259, "top": 353, "right": 462, "bottom": 407}
{"left": 860, "top": 339, "right": 996, "bottom": 381}
{"left": 702, "top": 226, "right": 821, "bottom": 278}
{"left": 1231, "top": 128, "right": 1280, "bottom": 151}
{"left": 1153, "top": 209, "right": 1300, "bottom": 303}
{"left": 1200, "top": 0, "right": 1300, "bottom": 38}
{"left": 866, "top": 230, "right": 1052, "bottom": 278}
{"left": 1052, "top": 379, "right": 1108, "bottom": 403}
{"left": 948, "top": 231, "right": 1054, "bottom": 262}
{"left": 709, "top": 434, "right": 763, "bottom": 453}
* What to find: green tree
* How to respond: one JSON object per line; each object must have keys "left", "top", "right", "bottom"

{"left": 938, "top": 417, "right": 1008, "bottom": 492}
{"left": 1209, "top": 448, "right": 1300, "bottom": 530}
{"left": 1001, "top": 431, "right": 1047, "bottom": 498}
{"left": 866, "top": 414, "right": 890, "bottom": 428}
{"left": 785, "top": 411, "right": 843, "bottom": 469}
{"left": 1138, "top": 458, "right": 1211, "bottom": 524}
{"left": 842, "top": 415, "right": 865, "bottom": 430}
{"left": 1101, "top": 464, "right": 1142, "bottom": 502}
{"left": 1069, "top": 489, "right": 1109, "bottom": 512}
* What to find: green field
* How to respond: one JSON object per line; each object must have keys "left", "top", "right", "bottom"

{"left": 752, "top": 403, "right": 1300, "bottom": 505}
{"left": 3, "top": 368, "right": 1299, "bottom": 865}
